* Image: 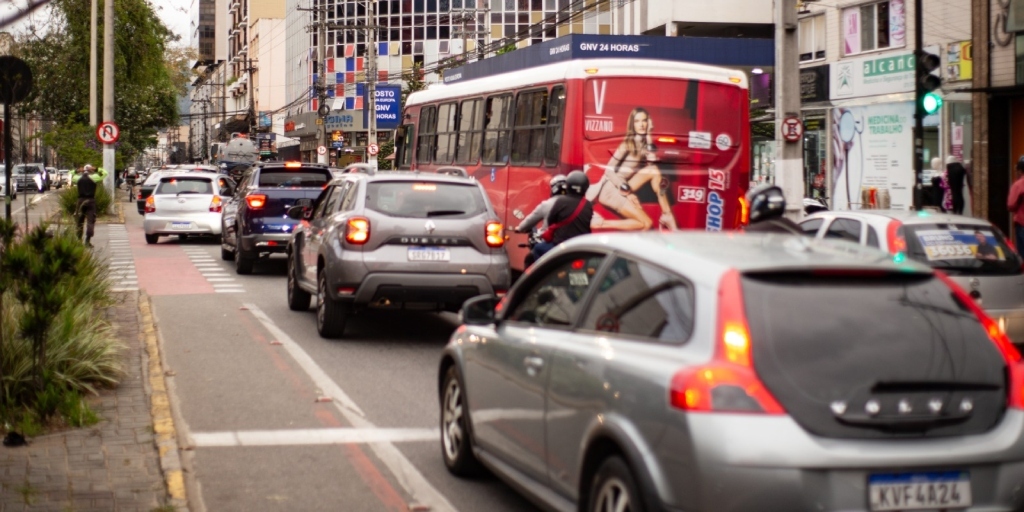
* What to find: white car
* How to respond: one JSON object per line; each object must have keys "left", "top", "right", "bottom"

{"left": 142, "top": 172, "right": 237, "bottom": 244}
{"left": 0, "top": 169, "right": 16, "bottom": 199}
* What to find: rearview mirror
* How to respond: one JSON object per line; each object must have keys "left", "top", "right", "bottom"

{"left": 460, "top": 295, "right": 499, "bottom": 325}
{"left": 295, "top": 198, "right": 314, "bottom": 207}
{"left": 286, "top": 205, "right": 311, "bottom": 220}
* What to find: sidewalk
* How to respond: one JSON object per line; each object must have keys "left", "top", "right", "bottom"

{"left": 0, "top": 209, "right": 184, "bottom": 511}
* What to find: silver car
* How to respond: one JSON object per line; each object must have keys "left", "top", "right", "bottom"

{"left": 285, "top": 169, "right": 511, "bottom": 338}
{"left": 439, "top": 232, "right": 1024, "bottom": 512}
{"left": 142, "top": 172, "right": 236, "bottom": 244}
{"left": 801, "top": 210, "right": 1024, "bottom": 352}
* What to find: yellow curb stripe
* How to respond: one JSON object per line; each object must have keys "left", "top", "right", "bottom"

{"left": 140, "top": 293, "right": 188, "bottom": 504}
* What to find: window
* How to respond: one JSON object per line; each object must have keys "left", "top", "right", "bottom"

{"left": 311, "top": 186, "right": 338, "bottom": 219}
{"left": 416, "top": 106, "right": 437, "bottom": 164}
{"left": 482, "top": 94, "right": 512, "bottom": 164}
{"left": 456, "top": 98, "right": 484, "bottom": 164}
{"left": 435, "top": 102, "right": 458, "bottom": 164}
{"left": 511, "top": 89, "right": 549, "bottom": 165}
{"left": 544, "top": 85, "right": 565, "bottom": 165}
{"left": 257, "top": 170, "right": 332, "bottom": 187}
{"left": 398, "top": 124, "right": 415, "bottom": 168}
{"left": 798, "top": 15, "right": 825, "bottom": 62}
{"left": 1017, "top": 36, "right": 1024, "bottom": 85}
{"left": 867, "top": 226, "right": 880, "bottom": 248}
{"left": 580, "top": 258, "right": 694, "bottom": 343}
{"left": 843, "top": 1, "right": 903, "bottom": 55}
{"left": 338, "top": 181, "right": 359, "bottom": 211}
{"left": 800, "top": 218, "right": 824, "bottom": 236}
{"left": 824, "top": 218, "right": 862, "bottom": 242}
{"left": 508, "top": 254, "right": 606, "bottom": 327}
{"left": 365, "top": 182, "right": 487, "bottom": 218}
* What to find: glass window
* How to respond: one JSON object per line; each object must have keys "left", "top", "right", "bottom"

{"left": 365, "top": 181, "right": 487, "bottom": 218}
{"left": 435, "top": 102, "right": 458, "bottom": 164}
{"left": 456, "top": 98, "right": 484, "bottom": 164}
{"left": 482, "top": 94, "right": 512, "bottom": 165}
{"left": 511, "top": 89, "right": 548, "bottom": 165}
{"left": 311, "top": 186, "right": 338, "bottom": 219}
{"left": 507, "top": 254, "right": 606, "bottom": 327}
{"left": 580, "top": 258, "right": 694, "bottom": 343}
{"left": 1017, "top": 36, "right": 1024, "bottom": 85}
{"left": 798, "top": 15, "right": 825, "bottom": 62}
{"left": 416, "top": 106, "right": 437, "bottom": 164}
{"left": 257, "top": 169, "right": 332, "bottom": 187}
{"left": 867, "top": 226, "right": 880, "bottom": 248}
{"left": 800, "top": 218, "right": 824, "bottom": 236}
{"left": 846, "top": 1, "right": 898, "bottom": 54}
{"left": 544, "top": 85, "right": 565, "bottom": 165}
{"left": 155, "top": 177, "right": 213, "bottom": 195}
{"left": 322, "top": 182, "right": 345, "bottom": 215}
{"left": 824, "top": 218, "right": 862, "bottom": 242}
{"left": 398, "top": 124, "right": 415, "bottom": 168}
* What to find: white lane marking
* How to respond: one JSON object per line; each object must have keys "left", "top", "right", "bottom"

{"left": 242, "top": 303, "right": 457, "bottom": 512}
{"left": 215, "top": 289, "right": 246, "bottom": 293}
{"left": 191, "top": 428, "right": 438, "bottom": 447}
{"left": 206, "top": 278, "right": 237, "bottom": 282}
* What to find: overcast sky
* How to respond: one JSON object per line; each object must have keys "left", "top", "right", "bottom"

{"left": 0, "top": 0, "right": 193, "bottom": 46}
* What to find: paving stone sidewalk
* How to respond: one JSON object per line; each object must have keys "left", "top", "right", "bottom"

{"left": 0, "top": 219, "right": 170, "bottom": 511}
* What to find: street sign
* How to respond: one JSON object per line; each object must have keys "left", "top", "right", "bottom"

{"left": 781, "top": 116, "right": 803, "bottom": 143}
{"left": 367, "top": 143, "right": 379, "bottom": 156}
{"left": 96, "top": 121, "right": 120, "bottom": 144}
{"left": 317, "top": 145, "right": 327, "bottom": 155}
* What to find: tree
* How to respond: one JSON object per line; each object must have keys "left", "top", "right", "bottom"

{"left": 496, "top": 41, "right": 517, "bottom": 55}
{"left": 38, "top": 118, "right": 103, "bottom": 169}
{"left": 377, "top": 139, "right": 395, "bottom": 171}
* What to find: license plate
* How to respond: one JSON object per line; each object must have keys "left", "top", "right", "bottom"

{"left": 408, "top": 247, "right": 450, "bottom": 261}
{"left": 868, "top": 472, "right": 971, "bottom": 511}
{"left": 170, "top": 222, "right": 192, "bottom": 230}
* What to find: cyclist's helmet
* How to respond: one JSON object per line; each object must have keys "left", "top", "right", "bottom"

{"left": 549, "top": 175, "right": 567, "bottom": 196}
{"left": 565, "top": 170, "right": 589, "bottom": 196}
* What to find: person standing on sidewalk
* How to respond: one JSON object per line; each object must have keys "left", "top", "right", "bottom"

{"left": 1006, "top": 156, "right": 1024, "bottom": 257}
{"left": 75, "top": 164, "right": 101, "bottom": 247}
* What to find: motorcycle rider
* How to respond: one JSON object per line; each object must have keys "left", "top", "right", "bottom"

{"left": 531, "top": 170, "right": 593, "bottom": 262}
{"left": 515, "top": 175, "right": 567, "bottom": 267}
{"left": 744, "top": 184, "right": 803, "bottom": 235}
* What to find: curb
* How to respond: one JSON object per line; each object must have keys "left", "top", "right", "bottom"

{"left": 139, "top": 292, "right": 190, "bottom": 511}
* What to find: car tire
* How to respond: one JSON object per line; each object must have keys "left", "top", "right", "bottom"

{"left": 316, "top": 271, "right": 348, "bottom": 338}
{"left": 287, "top": 254, "right": 312, "bottom": 311}
{"left": 235, "top": 233, "right": 254, "bottom": 275}
{"left": 440, "top": 365, "right": 483, "bottom": 477}
{"left": 145, "top": 234, "right": 159, "bottom": 245}
{"left": 221, "top": 246, "right": 234, "bottom": 261}
{"left": 588, "top": 456, "right": 645, "bottom": 512}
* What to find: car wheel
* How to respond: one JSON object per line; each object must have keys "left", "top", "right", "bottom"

{"left": 145, "top": 234, "right": 159, "bottom": 245}
{"left": 316, "top": 270, "right": 348, "bottom": 338}
{"left": 588, "top": 456, "right": 645, "bottom": 512}
{"left": 221, "top": 246, "right": 234, "bottom": 261}
{"left": 287, "top": 254, "right": 312, "bottom": 311}
{"left": 440, "top": 365, "right": 482, "bottom": 477}
{"left": 234, "top": 234, "right": 254, "bottom": 275}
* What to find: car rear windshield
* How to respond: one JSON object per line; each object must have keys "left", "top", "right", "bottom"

{"left": 743, "top": 272, "right": 1007, "bottom": 439}
{"left": 366, "top": 181, "right": 487, "bottom": 218}
{"left": 257, "top": 168, "right": 331, "bottom": 188}
{"left": 155, "top": 177, "right": 213, "bottom": 195}
{"left": 902, "top": 223, "right": 1022, "bottom": 276}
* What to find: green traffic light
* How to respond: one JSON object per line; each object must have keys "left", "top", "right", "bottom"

{"left": 922, "top": 92, "right": 943, "bottom": 114}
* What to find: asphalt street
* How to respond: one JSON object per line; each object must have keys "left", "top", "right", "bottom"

{"left": 117, "top": 207, "right": 541, "bottom": 511}
{"left": 3, "top": 187, "right": 63, "bottom": 229}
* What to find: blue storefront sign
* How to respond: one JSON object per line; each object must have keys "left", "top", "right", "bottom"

{"left": 258, "top": 112, "right": 272, "bottom": 128}
{"left": 363, "top": 84, "right": 402, "bottom": 130}
{"left": 442, "top": 34, "right": 774, "bottom": 84}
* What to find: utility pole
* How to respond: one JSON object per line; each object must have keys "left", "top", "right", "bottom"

{"left": 367, "top": 0, "right": 378, "bottom": 168}
{"left": 101, "top": 0, "right": 115, "bottom": 202}
{"left": 773, "top": 0, "right": 803, "bottom": 218}
{"left": 89, "top": 0, "right": 97, "bottom": 126}
{"left": 246, "top": 57, "right": 258, "bottom": 138}
{"left": 202, "top": 101, "right": 209, "bottom": 164}
{"left": 451, "top": 9, "right": 490, "bottom": 64}
{"left": 912, "top": 0, "right": 924, "bottom": 211}
{"left": 299, "top": 2, "right": 330, "bottom": 164}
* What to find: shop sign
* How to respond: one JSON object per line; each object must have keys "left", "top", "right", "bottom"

{"left": 830, "top": 51, "right": 915, "bottom": 100}
{"left": 256, "top": 133, "right": 277, "bottom": 156}
{"left": 800, "top": 64, "right": 829, "bottom": 103}
{"left": 325, "top": 111, "right": 362, "bottom": 131}
{"left": 803, "top": 118, "right": 824, "bottom": 132}
{"left": 364, "top": 84, "right": 402, "bottom": 130}
{"left": 946, "top": 41, "right": 972, "bottom": 81}
{"left": 831, "top": 102, "right": 914, "bottom": 211}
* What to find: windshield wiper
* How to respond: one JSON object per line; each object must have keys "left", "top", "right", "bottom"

{"left": 425, "top": 210, "right": 466, "bottom": 217}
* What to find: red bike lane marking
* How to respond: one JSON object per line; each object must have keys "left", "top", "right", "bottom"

{"left": 124, "top": 222, "right": 216, "bottom": 296}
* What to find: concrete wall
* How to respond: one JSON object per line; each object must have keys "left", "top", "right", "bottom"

{"left": 250, "top": 0, "right": 285, "bottom": 21}
{"left": 255, "top": 18, "right": 288, "bottom": 111}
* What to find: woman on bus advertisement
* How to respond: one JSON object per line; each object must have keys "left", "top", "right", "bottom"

{"left": 586, "top": 107, "right": 677, "bottom": 230}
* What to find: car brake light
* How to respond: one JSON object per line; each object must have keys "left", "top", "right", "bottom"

{"left": 246, "top": 194, "right": 267, "bottom": 209}
{"left": 485, "top": 221, "right": 504, "bottom": 248}
{"left": 210, "top": 195, "right": 223, "bottom": 213}
{"left": 669, "top": 269, "right": 785, "bottom": 414}
{"left": 886, "top": 220, "right": 907, "bottom": 255}
{"left": 345, "top": 217, "right": 370, "bottom": 244}
{"left": 285, "top": 161, "right": 302, "bottom": 168}
{"left": 738, "top": 195, "right": 749, "bottom": 226}
{"left": 144, "top": 195, "right": 155, "bottom": 213}
{"left": 936, "top": 271, "right": 1024, "bottom": 409}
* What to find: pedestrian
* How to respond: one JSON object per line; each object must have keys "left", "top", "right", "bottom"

{"left": 946, "top": 156, "right": 968, "bottom": 215}
{"left": 75, "top": 164, "right": 99, "bottom": 247}
{"left": 1006, "top": 156, "right": 1024, "bottom": 256}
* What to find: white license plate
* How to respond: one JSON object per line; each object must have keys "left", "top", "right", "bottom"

{"left": 408, "top": 247, "right": 450, "bottom": 261}
{"left": 170, "top": 222, "right": 192, "bottom": 230}
{"left": 868, "top": 472, "right": 971, "bottom": 511}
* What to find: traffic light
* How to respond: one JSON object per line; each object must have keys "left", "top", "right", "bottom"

{"left": 917, "top": 47, "right": 943, "bottom": 116}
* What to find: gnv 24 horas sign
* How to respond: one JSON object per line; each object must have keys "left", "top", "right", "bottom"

{"left": 364, "top": 84, "right": 402, "bottom": 131}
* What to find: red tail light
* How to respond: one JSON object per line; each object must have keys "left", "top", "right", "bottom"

{"left": 485, "top": 221, "right": 504, "bottom": 248}
{"left": 936, "top": 271, "right": 1024, "bottom": 409}
{"left": 345, "top": 217, "right": 370, "bottom": 244}
{"left": 144, "top": 195, "right": 155, "bottom": 213}
{"left": 210, "top": 195, "right": 223, "bottom": 213}
{"left": 886, "top": 220, "right": 907, "bottom": 254}
{"left": 246, "top": 194, "right": 267, "bottom": 209}
{"left": 738, "top": 195, "right": 749, "bottom": 226}
{"left": 670, "top": 270, "right": 785, "bottom": 414}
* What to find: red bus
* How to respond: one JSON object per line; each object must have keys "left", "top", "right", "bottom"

{"left": 395, "top": 58, "right": 750, "bottom": 270}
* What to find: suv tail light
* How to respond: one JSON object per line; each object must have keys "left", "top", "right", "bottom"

{"left": 738, "top": 195, "right": 749, "bottom": 226}
{"left": 144, "top": 195, "right": 155, "bottom": 214}
{"left": 670, "top": 269, "right": 785, "bottom": 414}
{"left": 246, "top": 194, "right": 267, "bottom": 209}
{"left": 886, "top": 220, "right": 907, "bottom": 255}
{"left": 210, "top": 195, "right": 223, "bottom": 213}
{"left": 345, "top": 217, "right": 370, "bottom": 244}
{"left": 485, "top": 221, "right": 504, "bottom": 248}
{"left": 936, "top": 271, "right": 1024, "bottom": 409}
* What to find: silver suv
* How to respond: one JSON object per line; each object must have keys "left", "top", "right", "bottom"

{"left": 285, "top": 168, "right": 511, "bottom": 338}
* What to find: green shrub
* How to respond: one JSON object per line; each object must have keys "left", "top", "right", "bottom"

{"left": 58, "top": 184, "right": 112, "bottom": 218}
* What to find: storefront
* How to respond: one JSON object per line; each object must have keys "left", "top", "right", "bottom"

{"left": 283, "top": 113, "right": 318, "bottom": 162}
{"left": 800, "top": 64, "right": 830, "bottom": 199}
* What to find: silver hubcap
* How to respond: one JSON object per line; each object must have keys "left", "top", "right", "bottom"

{"left": 594, "top": 477, "right": 632, "bottom": 512}
{"left": 442, "top": 378, "right": 463, "bottom": 461}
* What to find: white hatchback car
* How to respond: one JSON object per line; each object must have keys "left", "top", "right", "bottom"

{"left": 142, "top": 172, "right": 236, "bottom": 244}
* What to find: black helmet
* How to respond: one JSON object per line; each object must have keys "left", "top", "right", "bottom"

{"left": 746, "top": 184, "right": 786, "bottom": 223}
{"left": 565, "top": 170, "right": 589, "bottom": 196}
{"left": 549, "top": 175, "right": 567, "bottom": 196}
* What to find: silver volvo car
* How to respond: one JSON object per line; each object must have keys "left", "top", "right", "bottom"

{"left": 439, "top": 232, "right": 1024, "bottom": 512}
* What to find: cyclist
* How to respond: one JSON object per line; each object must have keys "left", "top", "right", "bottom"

{"left": 124, "top": 168, "right": 138, "bottom": 201}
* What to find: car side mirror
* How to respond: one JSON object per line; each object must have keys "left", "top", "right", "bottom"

{"left": 286, "top": 205, "right": 311, "bottom": 220}
{"left": 460, "top": 295, "right": 499, "bottom": 325}
{"left": 295, "top": 198, "right": 314, "bottom": 207}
